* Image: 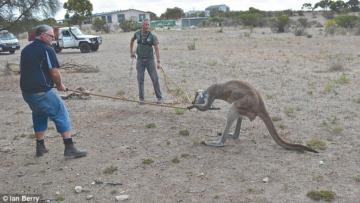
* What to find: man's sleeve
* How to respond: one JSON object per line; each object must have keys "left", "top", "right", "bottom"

{"left": 131, "top": 32, "right": 137, "bottom": 41}
{"left": 152, "top": 34, "right": 159, "bottom": 45}
{"left": 45, "top": 48, "right": 60, "bottom": 69}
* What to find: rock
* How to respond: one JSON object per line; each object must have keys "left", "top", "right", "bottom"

{"left": 86, "top": 195, "right": 94, "bottom": 200}
{"left": 197, "top": 172, "right": 205, "bottom": 177}
{"left": 55, "top": 191, "right": 60, "bottom": 195}
{"left": 262, "top": 177, "right": 269, "bottom": 183}
{"left": 115, "top": 195, "right": 129, "bottom": 201}
{"left": 319, "top": 160, "right": 324, "bottom": 165}
{"left": 74, "top": 186, "right": 83, "bottom": 193}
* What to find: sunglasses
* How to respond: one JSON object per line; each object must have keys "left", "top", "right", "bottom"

{"left": 44, "top": 32, "right": 54, "bottom": 38}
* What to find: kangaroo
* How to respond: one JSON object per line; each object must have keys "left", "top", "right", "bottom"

{"left": 187, "top": 80, "right": 318, "bottom": 153}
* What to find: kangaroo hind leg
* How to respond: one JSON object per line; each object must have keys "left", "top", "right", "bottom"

{"left": 204, "top": 104, "right": 241, "bottom": 147}
{"left": 226, "top": 117, "right": 243, "bottom": 139}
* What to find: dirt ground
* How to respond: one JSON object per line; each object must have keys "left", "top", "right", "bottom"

{"left": 1, "top": 25, "right": 360, "bottom": 203}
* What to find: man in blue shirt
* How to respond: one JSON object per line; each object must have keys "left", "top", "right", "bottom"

{"left": 20, "top": 25, "right": 87, "bottom": 159}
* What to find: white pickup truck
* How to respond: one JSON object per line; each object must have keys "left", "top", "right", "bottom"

{"left": 52, "top": 27, "right": 102, "bottom": 53}
{"left": 29, "top": 26, "right": 102, "bottom": 53}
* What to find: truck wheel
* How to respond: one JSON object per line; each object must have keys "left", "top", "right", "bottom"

{"left": 80, "top": 43, "right": 91, "bottom": 53}
{"left": 54, "top": 45, "right": 62, "bottom": 53}
{"left": 9, "top": 50, "right": 15, "bottom": 54}
{"left": 91, "top": 45, "right": 99, "bottom": 52}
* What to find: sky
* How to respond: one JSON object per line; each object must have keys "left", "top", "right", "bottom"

{"left": 55, "top": 0, "right": 320, "bottom": 20}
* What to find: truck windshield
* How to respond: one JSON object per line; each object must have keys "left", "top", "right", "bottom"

{"left": 0, "top": 33, "right": 16, "bottom": 40}
{"left": 70, "top": 27, "right": 83, "bottom": 36}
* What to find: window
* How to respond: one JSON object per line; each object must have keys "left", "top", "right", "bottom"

{"left": 138, "top": 14, "right": 146, "bottom": 22}
{"left": 107, "top": 15, "right": 112, "bottom": 23}
{"left": 117, "top": 14, "right": 125, "bottom": 23}
{"left": 62, "top": 31, "right": 70, "bottom": 37}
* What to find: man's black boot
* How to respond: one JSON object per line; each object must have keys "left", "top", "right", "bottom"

{"left": 36, "top": 139, "right": 49, "bottom": 157}
{"left": 63, "top": 138, "right": 87, "bottom": 159}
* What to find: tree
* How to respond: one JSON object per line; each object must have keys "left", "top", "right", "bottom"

{"left": 160, "top": 7, "right": 184, "bottom": 19}
{"left": 329, "top": 0, "right": 347, "bottom": 12}
{"left": 0, "top": 0, "right": 60, "bottom": 31}
{"left": 302, "top": 3, "right": 313, "bottom": 10}
{"left": 346, "top": 0, "right": 360, "bottom": 11}
{"left": 147, "top": 11, "right": 158, "bottom": 20}
{"left": 63, "top": 0, "right": 92, "bottom": 26}
{"left": 313, "top": 0, "right": 332, "bottom": 11}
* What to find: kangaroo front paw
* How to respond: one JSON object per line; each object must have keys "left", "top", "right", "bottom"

{"left": 203, "top": 139, "right": 225, "bottom": 147}
{"left": 225, "top": 133, "right": 234, "bottom": 138}
{"left": 225, "top": 133, "right": 240, "bottom": 139}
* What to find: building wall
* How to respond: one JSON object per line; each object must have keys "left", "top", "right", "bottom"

{"left": 93, "top": 10, "right": 150, "bottom": 26}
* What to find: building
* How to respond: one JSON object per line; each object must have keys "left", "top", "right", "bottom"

{"left": 180, "top": 17, "right": 208, "bottom": 27}
{"left": 92, "top": 9, "right": 150, "bottom": 26}
{"left": 185, "top": 10, "right": 206, "bottom": 18}
{"left": 205, "top": 4, "right": 230, "bottom": 16}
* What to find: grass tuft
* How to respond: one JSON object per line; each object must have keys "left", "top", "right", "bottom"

{"left": 306, "top": 138, "right": 327, "bottom": 150}
{"left": 171, "top": 157, "right": 180, "bottom": 164}
{"left": 103, "top": 165, "right": 118, "bottom": 175}
{"left": 306, "top": 190, "right": 336, "bottom": 201}
{"left": 354, "top": 175, "right": 360, "bottom": 182}
{"left": 179, "top": 129, "right": 190, "bottom": 136}
{"left": 145, "top": 123, "right": 157, "bottom": 128}
{"left": 142, "top": 158, "right": 154, "bottom": 165}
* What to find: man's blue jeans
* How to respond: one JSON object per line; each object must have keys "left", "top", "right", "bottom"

{"left": 136, "top": 58, "right": 162, "bottom": 100}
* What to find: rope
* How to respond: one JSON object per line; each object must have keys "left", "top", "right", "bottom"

{"left": 66, "top": 88, "right": 189, "bottom": 110}
{"left": 159, "top": 66, "right": 192, "bottom": 103}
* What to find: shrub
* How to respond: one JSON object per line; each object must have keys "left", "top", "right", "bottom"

{"left": 270, "top": 14, "right": 290, "bottom": 33}
{"left": 209, "top": 16, "right": 224, "bottom": 26}
{"left": 120, "top": 20, "right": 140, "bottom": 32}
{"left": 92, "top": 18, "right": 106, "bottom": 32}
{"left": 297, "top": 18, "right": 309, "bottom": 27}
{"left": 239, "top": 12, "right": 266, "bottom": 27}
{"left": 334, "top": 15, "right": 360, "bottom": 28}
{"left": 293, "top": 25, "right": 306, "bottom": 36}
{"left": 325, "top": 19, "right": 337, "bottom": 35}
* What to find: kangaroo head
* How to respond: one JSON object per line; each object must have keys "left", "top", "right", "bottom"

{"left": 192, "top": 89, "right": 208, "bottom": 105}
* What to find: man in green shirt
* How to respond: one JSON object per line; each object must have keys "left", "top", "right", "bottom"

{"left": 130, "top": 19, "right": 163, "bottom": 104}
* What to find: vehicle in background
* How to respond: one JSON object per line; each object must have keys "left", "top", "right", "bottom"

{"left": 0, "top": 30, "right": 21, "bottom": 54}
{"left": 28, "top": 26, "right": 102, "bottom": 53}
